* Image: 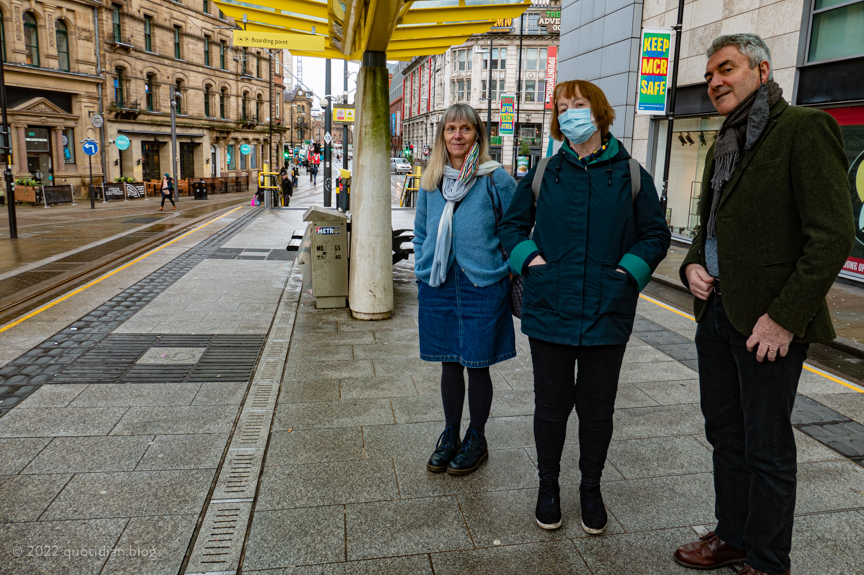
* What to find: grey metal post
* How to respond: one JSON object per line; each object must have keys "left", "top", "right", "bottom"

{"left": 0, "top": 30, "right": 17, "bottom": 237}
{"left": 268, "top": 49, "right": 273, "bottom": 170}
{"left": 660, "top": 0, "right": 685, "bottom": 214}
{"left": 170, "top": 85, "right": 179, "bottom": 203}
{"left": 324, "top": 58, "right": 332, "bottom": 207}
{"left": 487, "top": 35, "right": 493, "bottom": 141}
{"left": 512, "top": 14, "right": 524, "bottom": 176}
{"left": 342, "top": 59, "right": 349, "bottom": 212}
{"left": 93, "top": 6, "right": 107, "bottom": 187}
{"left": 88, "top": 155, "right": 94, "bottom": 209}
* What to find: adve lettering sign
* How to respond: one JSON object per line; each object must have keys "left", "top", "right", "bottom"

{"left": 636, "top": 28, "right": 673, "bottom": 115}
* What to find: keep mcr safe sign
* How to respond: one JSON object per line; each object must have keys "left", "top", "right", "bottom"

{"left": 637, "top": 28, "right": 673, "bottom": 115}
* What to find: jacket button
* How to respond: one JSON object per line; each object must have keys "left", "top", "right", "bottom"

{"left": 474, "top": 284, "right": 478, "bottom": 287}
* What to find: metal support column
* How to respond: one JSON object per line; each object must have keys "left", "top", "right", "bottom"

{"left": 324, "top": 58, "right": 332, "bottom": 207}
{"left": 660, "top": 0, "right": 685, "bottom": 215}
{"left": 170, "top": 85, "right": 179, "bottom": 203}
{"left": 341, "top": 59, "right": 349, "bottom": 212}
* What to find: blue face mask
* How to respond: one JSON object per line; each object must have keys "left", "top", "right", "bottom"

{"left": 558, "top": 107, "right": 597, "bottom": 144}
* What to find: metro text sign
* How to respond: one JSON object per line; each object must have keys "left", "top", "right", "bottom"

{"left": 636, "top": 28, "right": 673, "bottom": 115}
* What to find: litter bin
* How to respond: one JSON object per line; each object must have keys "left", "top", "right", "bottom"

{"left": 303, "top": 206, "right": 350, "bottom": 309}
{"left": 193, "top": 179, "right": 208, "bottom": 200}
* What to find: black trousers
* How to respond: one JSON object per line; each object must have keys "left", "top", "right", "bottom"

{"left": 529, "top": 337, "right": 627, "bottom": 488}
{"left": 697, "top": 296, "right": 807, "bottom": 575}
{"left": 160, "top": 193, "right": 175, "bottom": 208}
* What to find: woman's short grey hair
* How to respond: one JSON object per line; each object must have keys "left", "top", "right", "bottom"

{"left": 707, "top": 33, "right": 773, "bottom": 80}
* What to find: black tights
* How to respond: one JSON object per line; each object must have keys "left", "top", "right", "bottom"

{"left": 529, "top": 338, "right": 626, "bottom": 488}
{"left": 161, "top": 194, "right": 175, "bottom": 208}
{"left": 440, "top": 362, "right": 493, "bottom": 432}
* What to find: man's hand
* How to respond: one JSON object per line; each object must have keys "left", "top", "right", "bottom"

{"left": 685, "top": 264, "right": 714, "bottom": 301}
{"left": 528, "top": 256, "right": 547, "bottom": 267}
{"left": 746, "top": 314, "right": 794, "bottom": 362}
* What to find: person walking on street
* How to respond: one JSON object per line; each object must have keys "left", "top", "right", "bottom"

{"left": 673, "top": 34, "right": 854, "bottom": 575}
{"left": 281, "top": 169, "right": 293, "bottom": 206}
{"left": 159, "top": 173, "right": 175, "bottom": 211}
{"left": 311, "top": 162, "right": 319, "bottom": 186}
{"left": 498, "top": 79, "right": 670, "bottom": 534}
{"left": 414, "top": 103, "right": 517, "bottom": 476}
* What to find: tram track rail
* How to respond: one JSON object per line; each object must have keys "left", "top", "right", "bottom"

{"left": 0, "top": 201, "right": 250, "bottom": 329}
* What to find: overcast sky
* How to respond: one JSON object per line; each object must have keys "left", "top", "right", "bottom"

{"left": 289, "top": 56, "right": 363, "bottom": 110}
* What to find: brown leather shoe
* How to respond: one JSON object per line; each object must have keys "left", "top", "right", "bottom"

{"left": 735, "top": 567, "right": 790, "bottom": 575}
{"left": 674, "top": 531, "right": 746, "bottom": 570}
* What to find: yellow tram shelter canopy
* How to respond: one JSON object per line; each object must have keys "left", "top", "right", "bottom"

{"left": 213, "top": 0, "right": 532, "bottom": 61}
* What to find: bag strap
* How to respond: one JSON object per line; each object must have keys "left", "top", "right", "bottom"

{"left": 628, "top": 157, "right": 641, "bottom": 201}
{"left": 531, "top": 157, "right": 552, "bottom": 205}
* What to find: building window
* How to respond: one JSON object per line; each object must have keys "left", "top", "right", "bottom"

{"left": 145, "top": 74, "right": 155, "bottom": 111}
{"left": 454, "top": 48, "right": 472, "bottom": 72}
{"left": 220, "top": 87, "right": 227, "bottom": 119}
{"left": 56, "top": 21, "right": 69, "bottom": 71}
{"left": 256, "top": 94, "right": 262, "bottom": 121}
{"left": 808, "top": 0, "right": 864, "bottom": 62}
{"left": 454, "top": 80, "right": 471, "bottom": 102}
{"left": 523, "top": 80, "right": 545, "bottom": 103}
{"left": 242, "top": 48, "right": 248, "bottom": 75}
{"left": 256, "top": 53, "right": 261, "bottom": 78}
{"left": 483, "top": 47, "right": 507, "bottom": 70}
{"left": 63, "top": 128, "right": 75, "bottom": 164}
{"left": 175, "top": 80, "right": 183, "bottom": 114}
{"left": 112, "top": 5, "right": 121, "bottom": 42}
{"left": 204, "top": 85, "right": 211, "bottom": 117}
{"left": 174, "top": 26, "right": 181, "bottom": 59}
{"left": 242, "top": 92, "right": 249, "bottom": 121}
{"left": 144, "top": 16, "right": 152, "bottom": 51}
{"left": 23, "top": 12, "right": 39, "bottom": 67}
{"left": 203, "top": 0, "right": 209, "bottom": 14}
{"left": 250, "top": 144, "right": 257, "bottom": 169}
{"left": 227, "top": 143, "right": 236, "bottom": 169}
{"left": 115, "top": 68, "right": 124, "bottom": 106}
{"left": 482, "top": 79, "right": 505, "bottom": 100}
{"left": 204, "top": 36, "right": 210, "bottom": 66}
{"left": 220, "top": 41, "right": 226, "bottom": 69}
{"left": 240, "top": 145, "right": 247, "bottom": 169}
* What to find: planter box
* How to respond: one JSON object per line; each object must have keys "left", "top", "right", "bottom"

{"left": 14, "top": 186, "right": 38, "bottom": 203}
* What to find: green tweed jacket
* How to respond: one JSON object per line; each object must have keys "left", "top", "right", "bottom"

{"left": 680, "top": 98, "right": 855, "bottom": 343}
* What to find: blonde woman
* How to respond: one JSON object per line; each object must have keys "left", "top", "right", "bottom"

{"left": 413, "top": 104, "right": 517, "bottom": 475}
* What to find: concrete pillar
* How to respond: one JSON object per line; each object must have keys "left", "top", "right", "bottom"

{"left": 15, "top": 125, "right": 27, "bottom": 176}
{"left": 349, "top": 51, "right": 393, "bottom": 320}
{"left": 52, "top": 127, "right": 64, "bottom": 175}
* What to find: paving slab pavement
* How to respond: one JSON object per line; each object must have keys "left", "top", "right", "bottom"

{"left": 0, "top": 205, "right": 863, "bottom": 574}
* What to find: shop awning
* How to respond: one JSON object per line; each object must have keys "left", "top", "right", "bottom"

{"left": 213, "top": 0, "right": 531, "bottom": 61}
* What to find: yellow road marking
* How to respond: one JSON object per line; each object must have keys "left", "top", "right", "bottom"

{"left": 638, "top": 293, "right": 864, "bottom": 394}
{"left": 0, "top": 206, "right": 244, "bottom": 334}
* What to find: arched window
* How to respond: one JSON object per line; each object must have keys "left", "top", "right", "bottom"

{"left": 204, "top": 85, "right": 211, "bottom": 117}
{"left": 23, "top": 12, "right": 39, "bottom": 67}
{"left": 114, "top": 68, "right": 124, "bottom": 106}
{"left": 175, "top": 80, "right": 184, "bottom": 114}
{"left": 56, "top": 21, "right": 69, "bottom": 71}
{"left": 145, "top": 74, "right": 155, "bottom": 111}
{"left": 220, "top": 88, "right": 227, "bottom": 119}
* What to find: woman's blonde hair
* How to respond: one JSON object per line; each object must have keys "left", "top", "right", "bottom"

{"left": 420, "top": 103, "right": 492, "bottom": 192}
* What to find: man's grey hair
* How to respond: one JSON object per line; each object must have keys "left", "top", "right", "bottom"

{"left": 707, "top": 33, "right": 773, "bottom": 80}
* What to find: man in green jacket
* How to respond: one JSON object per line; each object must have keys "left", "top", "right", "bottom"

{"left": 673, "top": 34, "right": 854, "bottom": 575}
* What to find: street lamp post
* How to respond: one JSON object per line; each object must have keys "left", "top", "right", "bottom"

{"left": 169, "top": 85, "right": 181, "bottom": 203}
{"left": 0, "top": 42, "right": 16, "bottom": 238}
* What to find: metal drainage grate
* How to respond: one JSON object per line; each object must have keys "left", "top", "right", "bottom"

{"left": 184, "top": 501, "right": 252, "bottom": 574}
{"left": 249, "top": 384, "right": 275, "bottom": 410}
{"left": 235, "top": 412, "right": 270, "bottom": 448}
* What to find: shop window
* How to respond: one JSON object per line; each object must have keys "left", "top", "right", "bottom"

{"left": 56, "top": 21, "right": 69, "bottom": 71}
{"left": 250, "top": 144, "right": 257, "bottom": 169}
{"left": 23, "top": 12, "right": 39, "bottom": 67}
{"left": 227, "top": 143, "right": 236, "bottom": 169}
{"left": 63, "top": 128, "right": 75, "bottom": 164}
{"left": 144, "top": 16, "right": 152, "bottom": 51}
{"left": 808, "top": 0, "right": 864, "bottom": 62}
{"left": 240, "top": 145, "right": 247, "bottom": 169}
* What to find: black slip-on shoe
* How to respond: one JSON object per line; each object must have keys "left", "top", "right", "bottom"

{"left": 580, "top": 484, "right": 608, "bottom": 535}
{"left": 447, "top": 427, "right": 488, "bottom": 475}
{"left": 535, "top": 479, "right": 562, "bottom": 530}
{"left": 427, "top": 424, "right": 461, "bottom": 473}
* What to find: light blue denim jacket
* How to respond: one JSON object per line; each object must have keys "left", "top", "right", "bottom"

{"left": 413, "top": 167, "right": 517, "bottom": 287}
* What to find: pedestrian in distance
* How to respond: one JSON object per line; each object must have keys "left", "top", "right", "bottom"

{"left": 498, "top": 79, "right": 670, "bottom": 534}
{"left": 673, "top": 34, "right": 855, "bottom": 575}
{"left": 311, "top": 162, "right": 319, "bottom": 186}
{"left": 413, "top": 103, "right": 517, "bottom": 476}
{"left": 293, "top": 164, "right": 299, "bottom": 187}
{"left": 159, "top": 173, "right": 175, "bottom": 211}
{"left": 281, "top": 169, "right": 293, "bottom": 207}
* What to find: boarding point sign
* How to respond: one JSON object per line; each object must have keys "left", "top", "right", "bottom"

{"left": 636, "top": 28, "right": 673, "bottom": 115}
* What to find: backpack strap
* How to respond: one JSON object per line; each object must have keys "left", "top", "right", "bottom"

{"left": 628, "top": 157, "right": 641, "bottom": 201}
{"left": 531, "top": 157, "right": 552, "bottom": 205}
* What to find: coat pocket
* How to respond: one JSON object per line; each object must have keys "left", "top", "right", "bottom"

{"left": 523, "top": 262, "right": 559, "bottom": 312}
{"left": 598, "top": 266, "right": 639, "bottom": 318}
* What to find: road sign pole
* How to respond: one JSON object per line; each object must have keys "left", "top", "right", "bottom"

{"left": 324, "top": 58, "right": 332, "bottom": 207}
{"left": 0, "top": 39, "right": 17, "bottom": 238}
{"left": 89, "top": 155, "right": 94, "bottom": 209}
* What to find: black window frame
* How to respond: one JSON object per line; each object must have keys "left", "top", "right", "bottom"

{"left": 55, "top": 20, "right": 69, "bottom": 71}
{"left": 804, "top": 0, "right": 864, "bottom": 63}
{"left": 23, "top": 12, "right": 39, "bottom": 67}
{"left": 174, "top": 26, "right": 181, "bottom": 59}
{"left": 144, "top": 16, "right": 152, "bottom": 52}
{"left": 204, "top": 36, "right": 210, "bottom": 66}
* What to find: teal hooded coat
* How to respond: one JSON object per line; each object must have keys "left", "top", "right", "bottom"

{"left": 498, "top": 137, "right": 671, "bottom": 346}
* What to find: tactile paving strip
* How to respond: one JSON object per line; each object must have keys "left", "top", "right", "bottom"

{"left": 0, "top": 209, "right": 261, "bottom": 416}
{"left": 633, "top": 314, "right": 864, "bottom": 466}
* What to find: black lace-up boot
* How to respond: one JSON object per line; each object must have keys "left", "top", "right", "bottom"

{"left": 535, "top": 479, "right": 562, "bottom": 530}
{"left": 427, "top": 424, "right": 461, "bottom": 473}
{"left": 446, "top": 427, "right": 488, "bottom": 475}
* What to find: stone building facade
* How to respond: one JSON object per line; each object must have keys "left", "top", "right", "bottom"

{"left": 283, "top": 85, "right": 312, "bottom": 156}
{"left": 100, "top": 0, "right": 285, "bottom": 185}
{"left": 0, "top": 0, "right": 103, "bottom": 193}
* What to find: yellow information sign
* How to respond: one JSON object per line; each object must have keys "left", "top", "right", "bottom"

{"left": 232, "top": 30, "right": 325, "bottom": 51}
{"left": 333, "top": 107, "right": 355, "bottom": 123}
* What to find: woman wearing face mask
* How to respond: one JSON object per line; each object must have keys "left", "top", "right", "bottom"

{"left": 414, "top": 103, "right": 517, "bottom": 475}
{"left": 499, "top": 80, "right": 670, "bottom": 533}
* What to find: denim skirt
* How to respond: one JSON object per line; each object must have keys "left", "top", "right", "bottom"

{"left": 417, "top": 263, "right": 516, "bottom": 367}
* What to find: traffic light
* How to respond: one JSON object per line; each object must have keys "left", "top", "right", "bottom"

{"left": 283, "top": 147, "right": 290, "bottom": 161}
